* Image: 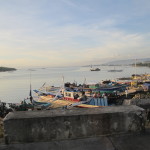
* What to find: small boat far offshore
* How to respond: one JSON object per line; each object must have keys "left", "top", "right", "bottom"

{"left": 90, "top": 64, "right": 100, "bottom": 71}
{"left": 90, "top": 68, "right": 100, "bottom": 71}
{"left": 107, "top": 66, "right": 123, "bottom": 72}
{"left": 108, "top": 69, "right": 123, "bottom": 72}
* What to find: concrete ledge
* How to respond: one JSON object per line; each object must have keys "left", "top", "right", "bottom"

{"left": 0, "top": 136, "right": 114, "bottom": 150}
{"left": 123, "top": 98, "right": 150, "bottom": 109}
{"left": 4, "top": 105, "right": 145, "bottom": 144}
{"left": 1, "top": 131, "right": 150, "bottom": 150}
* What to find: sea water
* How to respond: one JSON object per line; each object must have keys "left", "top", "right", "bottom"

{"left": 0, "top": 66, "right": 149, "bottom": 103}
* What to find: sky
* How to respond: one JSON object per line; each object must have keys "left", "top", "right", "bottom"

{"left": 0, "top": 0, "right": 150, "bottom": 67}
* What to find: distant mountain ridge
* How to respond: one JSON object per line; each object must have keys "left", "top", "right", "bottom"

{"left": 104, "top": 58, "right": 150, "bottom": 65}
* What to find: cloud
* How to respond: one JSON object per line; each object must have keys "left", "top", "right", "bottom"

{"left": 61, "top": 0, "right": 78, "bottom": 8}
{"left": 0, "top": 22, "right": 150, "bottom": 67}
{"left": 0, "top": 0, "right": 150, "bottom": 67}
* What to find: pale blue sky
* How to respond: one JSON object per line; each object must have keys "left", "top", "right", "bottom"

{"left": 0, "top": 0, "right": 150, "bottom": 67}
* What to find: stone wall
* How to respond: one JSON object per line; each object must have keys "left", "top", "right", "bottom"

{"left": 3, "top": 105, "right": 145, "bottom": 144}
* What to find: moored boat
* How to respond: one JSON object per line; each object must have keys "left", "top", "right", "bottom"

{"left": 90, "top": 68, "right": 100, "bottom": 71}
{"left": 108, "top": 69, "right": 123, "bottom": 72}
{"left": 90, "top": 65, "right": 100, "bottom": 71}
{"left": 38, "top": 89, "right": 109, "bottom": 108}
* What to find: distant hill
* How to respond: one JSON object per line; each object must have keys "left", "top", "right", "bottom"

{"left": 134, "top": 62, "right": 150, "bottom": 67}
{"left": 104, "top": 58, "right": 150, "bottom": 66}
{"left": 0, "top": 67, "right": 17, "bottom": 72}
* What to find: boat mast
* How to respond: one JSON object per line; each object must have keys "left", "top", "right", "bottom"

{"left": 134, "top": 59, "right": 137, "bottom": 79}
{"left": 90, "top": 64, "right": 92, "bottom": 68}
{"left": 29, "top": 71, "right": 33, "bottom": 103}
{"left": 83, "top": 77, "right": 87, "bottom": 85}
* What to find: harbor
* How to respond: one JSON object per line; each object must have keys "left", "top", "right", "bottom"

{"left": 0, "top": 66, "right": 149, "bottom": 110}
{"left": 1, "top": 0, "right": 150, "bottom": 149}
{"left": 0, "top": 67, "right": 150, "bottom": 149}
{"left": 0, "top": 64, "right": 150, "bottom": 150}
{"left": 0, "top": 65, "right": 149, "bottom": 103}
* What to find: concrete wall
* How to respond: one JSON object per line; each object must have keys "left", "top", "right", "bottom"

{"left": 123, "top": 98, "right": 150, "bottom": 109}
{"left": 4, "top": 105, "right": 145, "bottom": 144}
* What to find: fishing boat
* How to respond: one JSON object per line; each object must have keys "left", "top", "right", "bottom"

{"left": 32, "top": 99, "right": 51, "bottom": 109}
{"left": 63, "top": 90, "right": 108, "bottom": 107}
{"left": 34, "top": 78, "right": 130, "bottom": 108}
{"left": 33, "top": 86, "right": 63, "bottom": 101}
{"left": 108, "top": 69, "right": 123, "bottom": 72}
{"left": 90, "top": 68, "right": 100, "bottom": 71}
{"left": 90, "top": 65, "right": 100, "bottom": 71}
{"left": 14, "top": 83, "right": 52, "bottom": 110}
{"left": 108, "top": 66, "right": 123, "bottom": 72}
{"left": 38, "top": 88, "right": 109, "bottom": 108}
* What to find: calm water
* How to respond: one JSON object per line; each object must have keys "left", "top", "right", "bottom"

{"left": 0, "top": 66, "right": 149, "bottom": 103}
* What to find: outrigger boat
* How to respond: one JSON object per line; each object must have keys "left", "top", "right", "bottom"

{"left": 32, "top": 99, "right": 51, "bottom": 109}
{"left": 33, "top": 79, "right": 130, "bottom": 108}
{"left": 8, "top": 98, "right": 51, "bottom": 111}
{"left": 37, "top": 88, "right": 109, "bottom": 108}
{"left": 63, "top": 90, "right": 108, "bottom": 108}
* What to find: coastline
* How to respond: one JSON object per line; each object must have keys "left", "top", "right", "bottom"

{"left": 0, "top": 67, "right": 16, "bottom": 72}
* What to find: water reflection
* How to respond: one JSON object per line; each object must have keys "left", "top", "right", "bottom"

{"left": 0, "top": 66, "right": 149, "bottom": 103}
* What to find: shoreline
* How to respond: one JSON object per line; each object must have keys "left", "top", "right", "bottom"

{"left": 0, "top": 67, "right": 17, "bottom": 72}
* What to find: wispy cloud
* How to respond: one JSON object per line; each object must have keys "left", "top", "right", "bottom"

{"left": 0, "top": 0, "right": 150, "bottom": 67}
{"left": 61, "top": 0, "right": 78, "bottom": 8}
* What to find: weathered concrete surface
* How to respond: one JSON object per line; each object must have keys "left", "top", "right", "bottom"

{"left": 123, "top": 98, "right": 150, "bottom": 109}
{"left": 1, "top": 131, "right": 150, "bottom": 150}
{"left": 110, "top": 130, "right": 150, "bottom": 150}
{"left": 3, "top": 105, "right": 145, "bottom": 145}
{"left": 0, "top": 136, "right": 114, "bottom": 150}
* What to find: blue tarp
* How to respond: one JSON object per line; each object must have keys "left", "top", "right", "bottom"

{"left": 86, "top": 98, "right": 108, "bottom": 106}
